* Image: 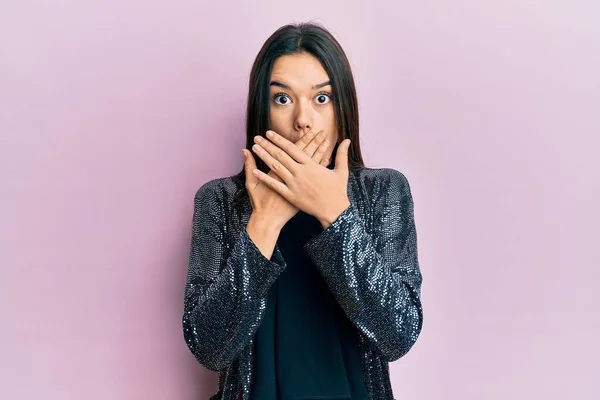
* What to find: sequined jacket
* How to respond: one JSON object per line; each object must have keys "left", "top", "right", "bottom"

{"left": 182, "top": 167, "right": 424, "bottom": 400}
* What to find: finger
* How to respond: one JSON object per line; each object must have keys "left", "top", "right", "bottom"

{"left": 295, "top": 129, "right": 320, "bottom": 150}
{"left": 302, "top": 130, "right": 327, "bottom": 159}
{"left": 251, "top": 143, "right": 294, "bottom": 182}
{"left": 267, "top": 168, "right": 285, "bottom": 182}
{"left": 314, "top": 137, "right": 330, "bottom": 166}
{"left": 334, "top": 139, "right": 350, "bottom": 177}
{"left": 252, "top": 168, "right": 293, "bottom": 200}
{"left": 263, "top": 130, "right": 311, "bottom": 167}
{"left": 242, "top": 149, "right": 259, "bottom": 189}
{"left": 253, "top": 134, "right": 299, "bottom": 175}
{"left": 295, "top": 130, "right": 330, "bottom": 166}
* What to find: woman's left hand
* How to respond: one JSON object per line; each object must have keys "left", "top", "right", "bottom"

{"left": 251, "top": 130, "right": 351, "bottom": 228}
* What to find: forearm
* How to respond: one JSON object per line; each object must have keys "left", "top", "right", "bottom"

{"left": 304, "top": 204, "right": 423, "bottom": 361}
{"left": 183, "top": 227, "right": 286, "bottom": 371}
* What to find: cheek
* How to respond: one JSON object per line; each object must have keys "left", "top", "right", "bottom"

{"left": 269, "top": 105, "right": 293, "bottom": 121}
{"left": 324, "top": 106, "right": 335, "bottom": 124}
{"left": 269, "top": 109, "right": 295, "bottom": 141}
{"left": 268, "top": 109, "right": 285, "bottom": 129}
{"left": 324, "top": 108, "right": 337, "bottom": 139}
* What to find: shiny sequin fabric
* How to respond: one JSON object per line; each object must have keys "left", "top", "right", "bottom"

{"left": 182, "top": 167, "right": 424, "bottom": 400}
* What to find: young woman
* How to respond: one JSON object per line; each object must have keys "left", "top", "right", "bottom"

{"left": 183, "top": 22, "right": 424, "bottom": 400}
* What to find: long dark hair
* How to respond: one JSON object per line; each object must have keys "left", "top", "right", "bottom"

{"left": 232, "top": 22, "right": 365, "bottom": 209}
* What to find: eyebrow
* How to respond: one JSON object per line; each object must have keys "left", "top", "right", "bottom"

{"left": 270, "top": 80, "right": 331, "bottom": 90}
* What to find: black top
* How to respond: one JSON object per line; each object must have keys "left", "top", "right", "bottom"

{"left": 252, "top": 164, "right": 369, "bottom": 399}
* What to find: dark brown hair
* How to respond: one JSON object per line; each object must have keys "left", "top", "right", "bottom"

{"left": 233, "top": 22, "right": 364, "bottom": 208}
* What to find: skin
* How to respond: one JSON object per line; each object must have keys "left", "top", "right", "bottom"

{"left": 268, "top": 52, "right": 339, "bottom": 160}
{"left": 242, "top": 129, "right": 331, "bottom": 233}
{"left": 243, "top": 52, "right": 351, "bottom": 230}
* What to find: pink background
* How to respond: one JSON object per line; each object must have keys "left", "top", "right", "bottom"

{"left": 1, "top": 1, "right": 598, "bottom": 399}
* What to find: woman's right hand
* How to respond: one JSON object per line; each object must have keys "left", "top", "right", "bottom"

{"left": 243, "top": 129, "right": 331, "bottom": 229}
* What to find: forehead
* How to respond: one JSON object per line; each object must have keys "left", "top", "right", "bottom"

{"left": 270, "top": 53, "right": 329, "bottom": 88}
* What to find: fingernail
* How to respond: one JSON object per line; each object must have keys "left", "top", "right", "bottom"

{"left": 242, "top": 149, "right": 247, "bottom": 159}
{"left": 266, "top": 131, "right": 274, "bottom": 138}
{"left": 346, "top": 140, "right": 351, "bottom": 148}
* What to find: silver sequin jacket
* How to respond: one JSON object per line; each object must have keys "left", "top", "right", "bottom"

{"left": 182, "top": 167, "right": 424, "bottom": 400}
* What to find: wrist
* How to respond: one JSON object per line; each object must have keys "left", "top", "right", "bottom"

{"left": 248, "top": 212, "right": 284, "bottom": 234}
{"left": 317, "top": 199, "right": 351, "bottom": 229}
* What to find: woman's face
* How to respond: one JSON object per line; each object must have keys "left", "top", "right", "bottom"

{"left": 269, "top": 52, "right": 338, "bottom": 161}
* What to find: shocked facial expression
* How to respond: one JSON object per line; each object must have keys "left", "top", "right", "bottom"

{"left": 268, "top": 52, "right": 339, "bottom": 161}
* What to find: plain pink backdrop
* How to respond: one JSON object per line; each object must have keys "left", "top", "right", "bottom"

{"left": 1, "top": 1, "right": 598, "bottom": 399}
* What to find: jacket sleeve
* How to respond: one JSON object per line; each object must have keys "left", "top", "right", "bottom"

{"left": 303, "top": 169, "right": 423, "bottom": 362}
{"left": 182, "top": 180, "right": 287, "bottom": 371}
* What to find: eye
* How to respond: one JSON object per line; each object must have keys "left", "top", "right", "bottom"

{"left": 273, "top": 93, "right": 291, "bottom": 106}
{"left": 272, "top": 92, "right": 332, "bottom": 107}
{"left": 315, "top": 92, "right": 332, "bottom": 105}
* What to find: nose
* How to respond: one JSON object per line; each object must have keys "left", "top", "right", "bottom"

{"left": 294, "top": 99, "right": 313, "bottom": 134}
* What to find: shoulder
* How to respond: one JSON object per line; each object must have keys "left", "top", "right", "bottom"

{"left": 352, "top": 167, "right": 412, "bottom": 197}
{"left": 193, "top": 173, "right": 244, "bottom": 203}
